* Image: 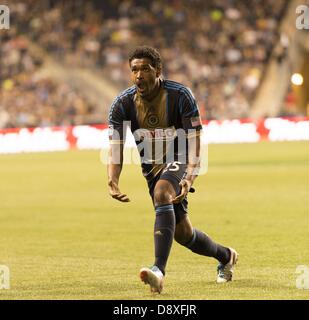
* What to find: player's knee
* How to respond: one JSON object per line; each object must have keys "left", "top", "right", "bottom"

{"left": 153, "top": 181, "right": 174, "bottom": 206}
{"left": 153, "top": 189, "right": 173, "bottom": 206}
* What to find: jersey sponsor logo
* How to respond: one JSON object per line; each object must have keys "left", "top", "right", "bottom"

{"left": 133, "top": 127, "right": 177, "bottom": 165}
{"left": 135, "top": 126, "right": 176, "bottom": 140}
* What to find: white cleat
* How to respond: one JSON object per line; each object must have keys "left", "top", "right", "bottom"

{"left": 216, "top": 247, "right": 239, "bottom": 283}
{"left": 139, "top": 266, "right": 164, "bottom": 293}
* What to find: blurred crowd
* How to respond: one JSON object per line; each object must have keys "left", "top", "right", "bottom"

{"left": 0, "top": 0, "right": 289, "bottom": 128}
{"left": 0, "top": 26, "right": 98, "bottom": 128}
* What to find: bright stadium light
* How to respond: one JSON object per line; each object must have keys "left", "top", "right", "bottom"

{"left": 291, "top": 73, "right": 304, "bottom": 86}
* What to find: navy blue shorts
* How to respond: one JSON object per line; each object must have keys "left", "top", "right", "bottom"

{"left": 147, "top": 162, "right": 188, "bottom": 224}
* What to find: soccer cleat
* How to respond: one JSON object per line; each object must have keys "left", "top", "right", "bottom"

{"left": 139, "top": 265, "right": 164, "bottom": 293}
{"left": 216, "top": 247, "right": 238, "bottom": 283}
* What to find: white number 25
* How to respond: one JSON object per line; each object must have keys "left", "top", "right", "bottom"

{"left": 163, "top": 161, "right": 181, "bottom": 173}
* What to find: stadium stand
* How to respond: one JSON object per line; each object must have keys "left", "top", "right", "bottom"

{"left": 0, "top": 27, "right": 100, "bottom": 128}
{"left": 0, "top": 0, "right": 291, "bottom": 128}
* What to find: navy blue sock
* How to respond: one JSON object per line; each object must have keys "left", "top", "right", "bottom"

{"left": 154, "top": 204, "right": 176, "bottom": 275}
{"left": 184, "top": 228, "right": 230, "bottom": 265}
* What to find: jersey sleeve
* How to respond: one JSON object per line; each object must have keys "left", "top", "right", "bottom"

{"left": 179, "top": 88, "right": 203, "bottom": 135}
{"left": 108, "top": 97, "right": 127, "bottom": 144}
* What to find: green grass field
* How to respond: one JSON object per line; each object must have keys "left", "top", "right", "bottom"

{"left": 0, "top": 141, "right": 309, "bottom": 300}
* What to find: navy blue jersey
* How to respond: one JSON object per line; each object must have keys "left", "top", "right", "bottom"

{"left": 108, "top": 79, "right": 202, "bottom": 180}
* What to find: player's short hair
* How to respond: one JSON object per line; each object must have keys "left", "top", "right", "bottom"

{"left": 129, "top": 46, "right": 162, "bottom": 69}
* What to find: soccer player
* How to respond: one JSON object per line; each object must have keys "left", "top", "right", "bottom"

{"left": 107, "top": 46, "right": 238, "bottom": 293}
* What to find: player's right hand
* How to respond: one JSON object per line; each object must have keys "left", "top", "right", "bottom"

{"left": 108, "top": 180, "right": 130, "bottom": 202}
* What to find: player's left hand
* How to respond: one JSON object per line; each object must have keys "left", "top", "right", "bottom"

{"left": 172, "top": 179, "right": 192, "bottom": 204}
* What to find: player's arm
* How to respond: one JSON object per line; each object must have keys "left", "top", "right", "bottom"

{"left": 172, "top": 132, "right": 201, "bottom": 204}
{"left": 184, "top": 130, "right": 201, "bottom": 184}
{"left": 107, "top": 99, "right": 130, "bottom": 203}
{"left": 107, "top": 141, "right": 130, "bottom": 202}
{"left": 172, "top": 89, "right": 202, "bottom": 204}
